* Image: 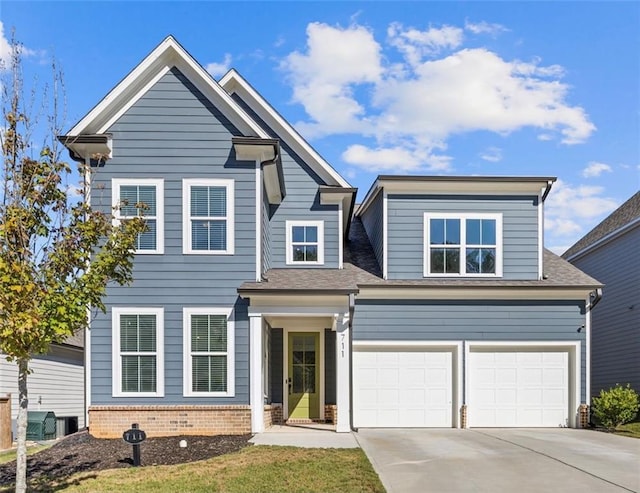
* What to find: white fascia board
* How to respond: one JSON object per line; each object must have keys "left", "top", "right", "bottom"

{"left": 68, "top": 36, "right": 268, "bottom": 139}
{"left": 564, "top": 218, "right": 640, "bottom": 262}
{"left": 378, "top": 179, "right": 552, "bottom": 196}
{"left": 220, "top": 69, "right": 351, "bottom": 188}
{"left": 356, "top": 287, "right": 594, "bottom": 300}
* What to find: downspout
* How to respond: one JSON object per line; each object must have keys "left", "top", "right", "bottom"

{"left": 348, "top": 293, "right": 357, "bottom": 432}
{"left": 588, "top": 288, "right": 603, "bottom": 311}
{"left": 541, "top": 179, "right": 554, "bottom": 202}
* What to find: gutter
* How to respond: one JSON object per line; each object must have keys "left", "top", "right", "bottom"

{"left": 588, "top": 288, "right": 603, "bottom": 311}
{"left": 541, "top": 179, "right": 554, "bottom": 202}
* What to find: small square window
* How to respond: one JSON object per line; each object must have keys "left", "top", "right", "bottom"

{"left": 286, "top": 221, "right": 324, "bottom": 265}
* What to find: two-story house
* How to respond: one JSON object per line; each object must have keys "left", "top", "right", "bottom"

{"left": 60, "top": 36, "right": 601, "bottom": 438}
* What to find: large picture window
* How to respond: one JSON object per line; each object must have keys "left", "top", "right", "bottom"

{"left": 424, "top": 213, "right": 502, "bottom": 277}
{"left": 183, "top": 308, "right": 235, "bottom": 397}
{"left": 112, "top": 179, "right": 164, "bottom": 254}
{"left": 183, "top": 179, "right": 234, "bottom": 254}
{"left": 112, "top": 307, "right": 164, "bottom": 397}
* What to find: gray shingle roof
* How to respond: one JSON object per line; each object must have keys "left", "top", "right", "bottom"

{"left": 563, "top": 191, "right": 640, "bottom": 259}
{"left": 239, "top": 217, "right": 601, "bottom": 294}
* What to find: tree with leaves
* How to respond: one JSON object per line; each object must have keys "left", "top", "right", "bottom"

{"left": 0, "top": 35, "right": 146, "bottom": 492}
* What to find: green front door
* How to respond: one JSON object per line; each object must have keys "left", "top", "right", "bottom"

{"left": 287, "top": 332, "right": 320, "bottom": 420}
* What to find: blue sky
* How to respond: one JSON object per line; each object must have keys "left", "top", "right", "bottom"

{"left": 2, "top": 1, "right": 638, "bottom": 254}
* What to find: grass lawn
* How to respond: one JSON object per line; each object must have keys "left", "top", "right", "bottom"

{"left": 0, "top": 444, "right": 51, "bottom": 465}
{"left": 46, "top": 446, "right": 385, "bottom": 493}
{"left": 614, "top": 420, "right": 640, "bottom": 439}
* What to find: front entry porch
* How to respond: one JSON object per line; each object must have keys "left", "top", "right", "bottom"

{"left": 247, "top": 296, "right": 352, "bottom": 434}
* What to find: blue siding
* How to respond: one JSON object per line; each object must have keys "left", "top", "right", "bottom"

{"left": 386, "top": 194, "right": 539, "bottom": 280}
{"left": 360, "top": 191, "right": 384, "bottom": 274}
{"left": 353, "top": 299, "right": 587, "bottom": 401}
{"left": 231, "top": 94, "right": 340, "bottom": 269}
{"left": 90, "top": 68, "right": 255, "bottom": 405}
{"left": 571, "top": 227, "right": 640, "bottom": 396}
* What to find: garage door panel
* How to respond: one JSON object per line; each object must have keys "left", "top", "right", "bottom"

{"left": 470, "top": 350, "right": 569, "bottom": 427}
{"left": 354, "top": 349, "right": 454, "bottom": 428}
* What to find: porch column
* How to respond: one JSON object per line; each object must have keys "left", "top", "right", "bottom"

{"left": 249, "top": 314, "right": 264, "bottom": 433}
{"left": 336, "top": 314, "right": 351, "bottom": 433}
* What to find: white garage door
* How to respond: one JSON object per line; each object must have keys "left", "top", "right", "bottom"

{"left": 469, "top": 350, "right": 569, "bottom": 427}
{"left": 353, "top": 349, "right": 453, "bottom": 427}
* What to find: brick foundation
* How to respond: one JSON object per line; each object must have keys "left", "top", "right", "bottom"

{"left": 324, "top": 405, "right": 337, "bottom": 424}
{"left": 264, "top": 403, "right": 283, "bottom": 428}
{"left": 578, "top": 404, "right": 589, "bottom": 428}
{"left": 89, "top": 405, "right": 251, "bottom": 438}
{"left": 460, "top": 404, "right": 468, "bottom": 429}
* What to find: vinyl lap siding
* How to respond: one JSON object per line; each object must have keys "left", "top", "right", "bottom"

{"left": 0, "top": 347, "right": 85, "bottom": 428}
{"left": 90, "top": 68, "right": 254, "bottom": 405}
{"left": 353, "top": 299, "right": 587, "bottom": 401}
{"left": 386, "top": 194, "right": 539, "bottom": 280}
{"left": 262, "top": 189, "right": 272, "bottom": 273}
{"left": 360, "top": 191, "right": 384, "bottom": 274}
{"left": 571, "top": 227, "right": 640, "bottom": 395}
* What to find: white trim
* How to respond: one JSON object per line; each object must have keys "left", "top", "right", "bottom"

{"left": 338, "top": 201, "right": 344, "bottom": 269}
{"left": 423, "top": 213, "right": 503, "bottom": 278}
{"left": 357, "top": 178, "right": 555, "bottom": 217}
{"left": 538, "top": 190, "right": 544, "bottom": 279}
{"left": 68, "top": 36, "right": 268, "bottom": 139}
{"left": 255, "top": 160, "right": 262, "bottom": 281}
{"left": 382, "top": 191, "right": 388, "bottom": 279}
{"left": 112, "top": 307, "right": 164, "bottom": 398}
{"left": 220, "top": 69, "right": 351, "bottom": 188}
{"left": 182, "top": 307, "right": 235, "bottom": 398}
{"left": 84, "top": 159, "right": 92, "bottom": 425}
{"left": 182, "top": 178, "right": 235, "bottom": 255}
{"left": 249, "top": 314, "right": 264, "bottom": 432}
{"left": 285, "top": 220, "right": 324, "bottom": 265}
{"left": 466, "top": 340, "right": 581, "bottom": 428}
{"left": 282, "top": 326, "right": 325, "bottom": 422}
{"left": 112, "top": 178, "right": 164, "bottom": 254}
{"left": 97, "top": 66, "right": 171, "bottom": 134}
{"left": 564, "top": 217, "right": 640, "bottom": 262}
{"left": 335, "top": 314, "right": 350, "bottom": 432}
{"left": 352, "top": 340, "right": 463, "bottom": 428}
{"left": 357, "top": 286, "right": 596, "bottom": 301}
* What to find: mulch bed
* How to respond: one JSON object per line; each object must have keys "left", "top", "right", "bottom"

{"left": 0, "top": 431, "right": 252, "bottom": 488}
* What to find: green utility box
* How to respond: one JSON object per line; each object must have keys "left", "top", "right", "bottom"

{"left": 26, "top": 411, "right": 56, "bottom": 441}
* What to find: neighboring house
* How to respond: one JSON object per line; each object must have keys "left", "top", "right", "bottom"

{"left": 563, "top": 192, "right": 640, "bottom": 398}
{"left": 59, "top": 36, "right": 601, "bottom": 438}
{"left": 0, "top": 332, "right": 85, "bottom": 436}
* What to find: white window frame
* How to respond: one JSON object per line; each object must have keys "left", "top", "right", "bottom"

{"left": 423, "top": 213, "right": 503, "bottom": 277}
{"left": 183, "top": 307, "right": 235, "bottom": 397}
{"left": 112, "top": 307, "right": 164, "bottom": 397}
{"left": 182, "top": 178, "right": 235, "bottom": 255}
{"left": 112, "top": 179, "right": 164, "bottom": 254}
{"left": 286, "top": 220, "right": 325, "bottom": 265}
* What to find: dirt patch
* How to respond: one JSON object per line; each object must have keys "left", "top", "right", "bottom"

{"left": 0, "top": 431, "right": 252, "bottom": 487}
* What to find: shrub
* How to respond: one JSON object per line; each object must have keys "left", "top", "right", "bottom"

{"left": 592, "top": 384, "right": 639, "bottom": 430}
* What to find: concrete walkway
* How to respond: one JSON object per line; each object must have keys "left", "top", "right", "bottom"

{"left": 356, "top": 428, "right": 640, "bottom": 493}
{"left": 249, "top": 424, "right": 359, "bottom": 448}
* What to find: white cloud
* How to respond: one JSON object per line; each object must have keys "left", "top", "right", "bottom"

{"left": 0, "top": 22, "right": 38, "bottom": 69}
{"left": 342, "top": 143, "right": 451, "bottom": 172}
{"left": 479, "top": 146, "right": 503, "bottom": 163}
{"left": 582, "top": 161, "right": 612, "bottom": 178}
{"left": 545, "top": 179, "right": 618, "bottom": 247}
{"left": 205, "top": 53, "right": 232, "bottom": 78}
{"left": 464, "top": 20, "right": 509, "bottom": 36}
{"left": 387, "top": 23, "right": 464, "bottom": 66}
{"left": 281, "top": 21, "right": 596, "bottom": 174}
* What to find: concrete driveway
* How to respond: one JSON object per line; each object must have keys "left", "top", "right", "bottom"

{"left": 356, "top": 428, "right": 640, "bottom": 493}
